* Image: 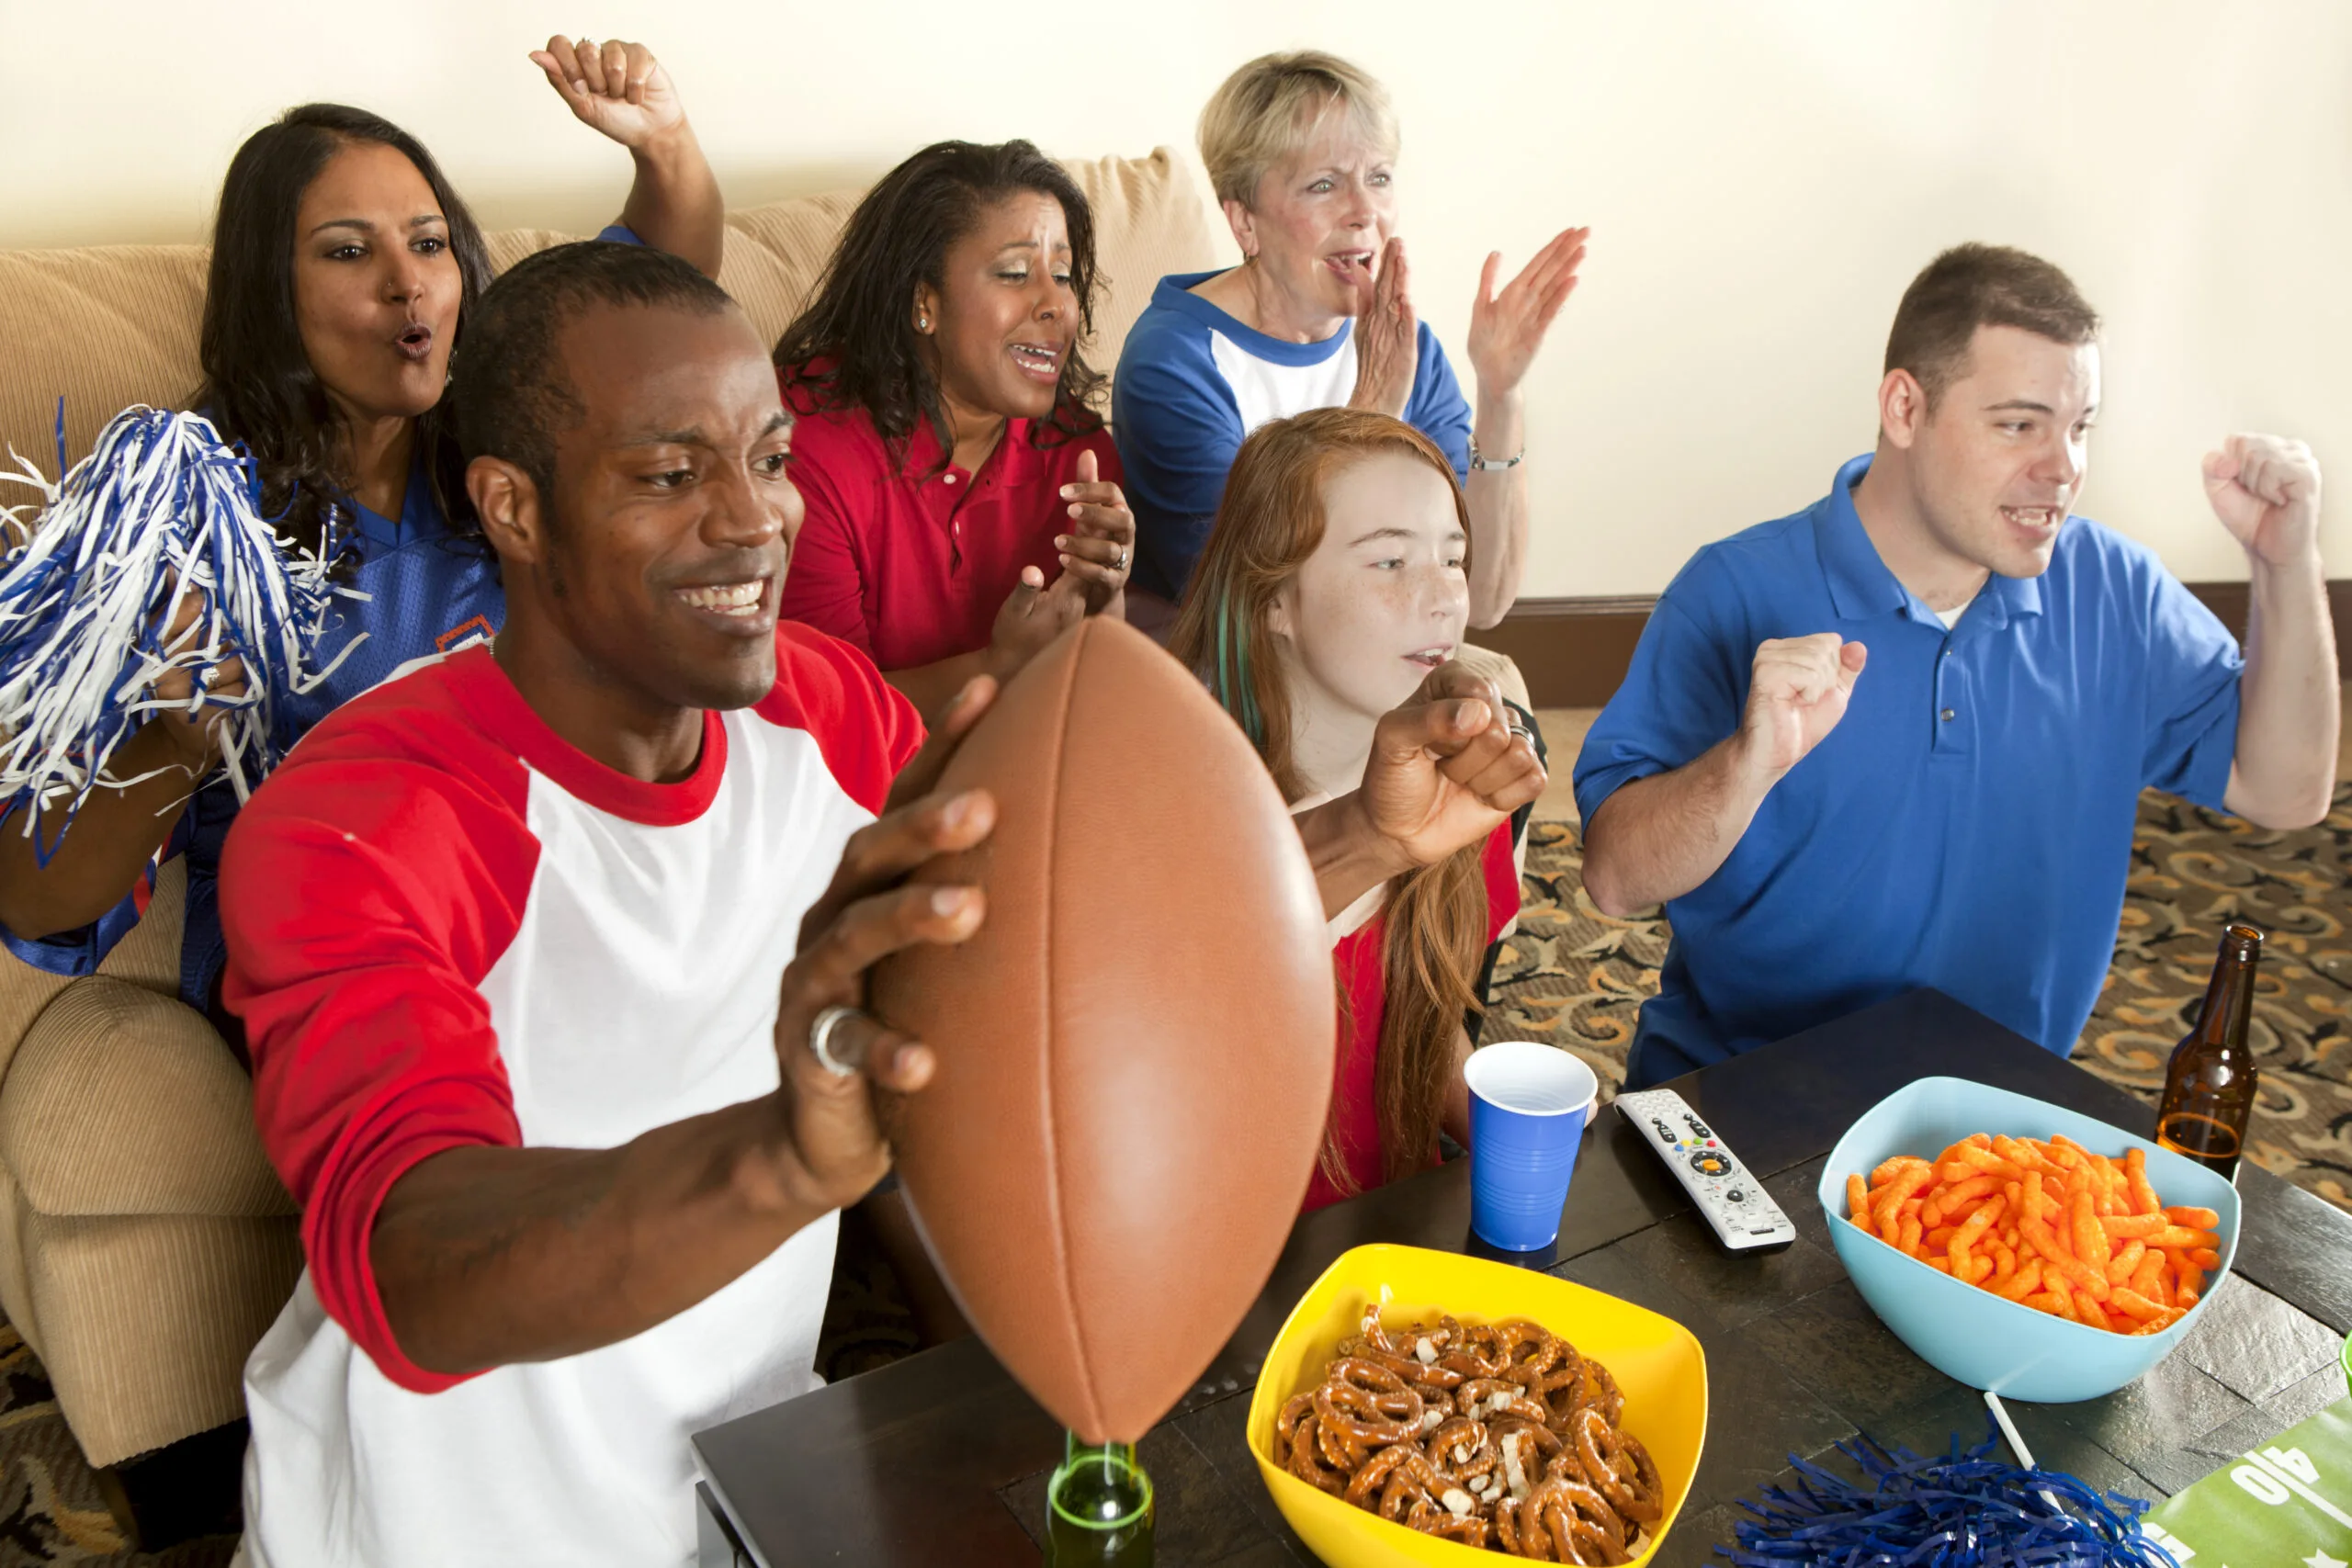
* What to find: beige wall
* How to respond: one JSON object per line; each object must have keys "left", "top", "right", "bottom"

{"left": 3, "top": 0, "right": 2345, "bottom": 596}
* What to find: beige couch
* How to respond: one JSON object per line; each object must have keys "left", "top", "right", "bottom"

{"left": 0, "top": 148, "right": 1220, "bottom": 1471}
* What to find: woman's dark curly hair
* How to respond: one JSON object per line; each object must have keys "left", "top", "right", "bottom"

{"left": 195, "top": 103, "right": 494, "bottom": 554}
{"left": 772, "top": 140, "right": 1107, "bottom": 473}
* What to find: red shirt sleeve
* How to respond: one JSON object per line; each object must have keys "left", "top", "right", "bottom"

{"left": 761, "top": 621, "right": 925, "bottom": 814}
{"left": 220, "top": 686, "right": 539, "bottom": 1394}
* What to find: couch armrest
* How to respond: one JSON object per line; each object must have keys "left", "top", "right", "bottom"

{"left": 0, "top": 977, "right": 294, "bottom": 1219}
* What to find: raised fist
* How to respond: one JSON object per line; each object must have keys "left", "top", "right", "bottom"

{"left": 1739, "top": 633, "right": 1865, "bottom": 777}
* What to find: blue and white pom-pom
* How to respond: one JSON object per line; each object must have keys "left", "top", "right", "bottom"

{"left": 0, "top": 406, "right": 365, "bottom": 859}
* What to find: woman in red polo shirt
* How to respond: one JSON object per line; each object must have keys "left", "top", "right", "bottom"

{"left": 774, "top": 140, "right": 1136, "bottom": 717}
{"left": 1169, "top": 407, "right": 1537, "bottom": 1211}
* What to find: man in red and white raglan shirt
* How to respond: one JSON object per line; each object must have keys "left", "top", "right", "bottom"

{"left": 218, "top": 241, "right": 1545, "bottom": 1567}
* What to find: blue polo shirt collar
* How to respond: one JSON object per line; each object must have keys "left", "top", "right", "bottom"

{"left": 1815, "top": 454, "right": 2046, "bottom": 630}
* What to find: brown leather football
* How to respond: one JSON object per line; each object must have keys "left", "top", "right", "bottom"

{"left": 871, "top": 616, "right": 1335, "bottom": 1443}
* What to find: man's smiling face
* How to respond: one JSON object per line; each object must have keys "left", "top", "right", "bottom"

{"left": 1905, "top": 323, "right": 2100, "bottom": 581}
{"left": 538, "top": 299, "right": 804, "bottom": 713}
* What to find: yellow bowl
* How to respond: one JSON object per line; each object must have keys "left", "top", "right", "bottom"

{"left": 1246, "top": 1244, "right": 1708, "bottom": 1566}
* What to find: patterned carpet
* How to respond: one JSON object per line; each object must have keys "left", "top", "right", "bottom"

{"left": 0, "top": 788, "right": 2343, "bottom": 1563}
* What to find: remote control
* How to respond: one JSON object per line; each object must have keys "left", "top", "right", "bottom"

{"left": 1615, "top": 1089, "right": 1797, "bottom": 1254}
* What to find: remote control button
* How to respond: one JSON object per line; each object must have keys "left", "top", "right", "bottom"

{"left": 1688, "top": 1150, "right": 1732, "bottom": 1178}
{"left": 1726, "top": 1188, "right": 1745, "bottom": 1202}
{"left": 1688, "top": 1120, "right": 1713, "bottom": 1139}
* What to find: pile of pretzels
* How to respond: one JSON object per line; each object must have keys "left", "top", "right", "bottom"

{"left": 1275, "top": 1303, "right": 1666, "bottom": 1562}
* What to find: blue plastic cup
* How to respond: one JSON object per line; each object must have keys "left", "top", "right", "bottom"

{"left": 1464, "top": 1043, "right": 1598, "bottom": 1251}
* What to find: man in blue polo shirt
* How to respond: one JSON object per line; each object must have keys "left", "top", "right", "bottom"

{"left": 1576, "top": 243, "right": 2337, "bottom": 1089}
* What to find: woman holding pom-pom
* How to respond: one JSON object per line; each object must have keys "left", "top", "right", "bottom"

{"left": 0, "top": 38, "right": 723, "bottom": 1059}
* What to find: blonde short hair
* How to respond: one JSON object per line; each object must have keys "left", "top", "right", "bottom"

{"left": 1197, "top": 51, "right": 1400, "bottom": 209}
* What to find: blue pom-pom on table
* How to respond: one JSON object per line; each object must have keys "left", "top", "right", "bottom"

{"left": 1718, "top": 1419, "right": 2182, "bottom": 1567}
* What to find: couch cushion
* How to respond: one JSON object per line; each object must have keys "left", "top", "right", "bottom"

{"left": 26, "top": 1209, "right": 301, "bottom": 1467}
{"left": 0, "top": 148, "right": 1217, "bottom": 474}
{"left": 0, "top": 977, "right": 293, "bottom": 1220}
{"left": 0, "top": 855, "right": 187, "bottom": 1090}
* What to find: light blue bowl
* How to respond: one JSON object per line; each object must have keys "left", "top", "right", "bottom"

{"left": 1815, "top": 1077, "right": 2241, "bottom": 1403}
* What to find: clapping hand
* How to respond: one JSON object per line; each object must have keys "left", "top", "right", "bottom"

{"left": 529, "top": 37, "right": 686, "bottom": 151}
{"left": 1051, "top": 449, "right": 1135, "bottom": 616}
{"left": 2202, "top": 434, "right": 2322, "bottom": 570}
{"left": 985, "top": 565, "right": 1088, "bottom": 684}
{"left": 1464, "top": 226, "right": 1589, "bottom": 399}
{"left": 1348, "top": 237, "right": 1419, "bottom": 419}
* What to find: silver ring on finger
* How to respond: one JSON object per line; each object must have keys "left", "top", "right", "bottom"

{"left": 1114, "top": 547, "right": 1128, "bottom": 572}
{"left": 808, "top": 1004, "right": 868, "bottom": 1077}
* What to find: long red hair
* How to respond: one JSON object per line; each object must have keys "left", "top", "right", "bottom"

{"left": 1169, "top": 408, "right": 1490, "bottom": 1192}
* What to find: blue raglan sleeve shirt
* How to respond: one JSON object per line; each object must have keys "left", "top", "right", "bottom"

{"left": 1112, "top": 311, "right": 1246, "bottom": 602}
{"left": 1116, "top": 298, "right": 1475, "bottom": 601}
{"left": 1404, "top": 327, "right": 1473, "bottom": 483}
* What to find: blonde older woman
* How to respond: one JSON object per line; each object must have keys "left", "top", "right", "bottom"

{"left": 1114, "top": 51, "right": 1586, "bottom": 624}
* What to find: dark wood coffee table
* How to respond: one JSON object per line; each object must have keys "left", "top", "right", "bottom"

{"left": 691, "top": 988, "right": 2352, "bottom": 1566}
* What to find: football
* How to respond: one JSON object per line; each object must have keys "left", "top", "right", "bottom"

{"left": 871, "top": 616, "right": 1336, "bottom": 1443}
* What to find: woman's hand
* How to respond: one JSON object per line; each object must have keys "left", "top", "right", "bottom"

{"left": 1464, "top": 226, "right": 1589, "bottom": 400}
{"left": 1052, "top": 449, "right": 1134, "bottom": 617}
{"left": 144, "top": 588, "right": 248, "bottom": 773}
{"left": 1348, "top": 237, "right": 1419, "bottom": 419}
{"left": 983, "top": 566, "right": 1087, "bottom": 685}
{"left": 530, "top": 37, "right": 688, "bottom": 152}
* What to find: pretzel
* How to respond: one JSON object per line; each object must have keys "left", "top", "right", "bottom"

{"left": 1549, "top": 1356, "right": 1622, "bottom": 1432}
{"left": 1425, "top": 1416, "right": 1500, "bottom": 1481}
{"left": 1500, "top": 1320, "right": 1570, "bottom": 1384}
{"left": 1284, "top": 1413, "right": 1350, "bottom": 1496}
{"left": 1573, "top": 1406, "right": 1664, "bottom": 1525}
{"left": 1374, "top": 1447, "right": 1464, "bottom": 1524}
{"left": 1493, "top": 1416, "right": 1566, "bottom": 1506}
{"left": 1314, "top": 1407, "right": 1373, "bottom": 1473}
{"left": 1521, "top": 1471, "right": 1630, "bottom": 1564}
{"left": 1275, "top": 1307, "right": 1660, "bottom": 1558}
{"left": 1314, "top": 1358, "right": 1427, "bottom": 1450}
{"left": 1336, "top": 1336, "right": 1471, "bottom": 1392}
{"left": 1432, "top": 1319, "right": 1510, "bottom": 1382}
{"left": 1458, "top": 1377, "right": 1555, "bottom": 1427}
{"left": 1345, "top": 1441, "right": 1425, "bottom": 1512}
{"left": 1406, "top": 1496, "right": 1494, "bottom": 1549}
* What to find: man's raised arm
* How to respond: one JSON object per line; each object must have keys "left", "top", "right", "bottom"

{"left": 2207, "top": 435, "right": 2338, "bottom": 831}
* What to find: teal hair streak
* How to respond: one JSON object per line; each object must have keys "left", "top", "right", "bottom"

{"left": 1212, "top": 591, "right": 1265, "bottom": 747}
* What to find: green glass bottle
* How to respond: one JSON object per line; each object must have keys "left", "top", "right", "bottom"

{"left": 1046, "top": 1430, "right": 1154, "bottom": 1566}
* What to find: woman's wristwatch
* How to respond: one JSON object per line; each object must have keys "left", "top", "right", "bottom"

{"left": 1468, "top": 440, "right": 1524, "bottom": 471}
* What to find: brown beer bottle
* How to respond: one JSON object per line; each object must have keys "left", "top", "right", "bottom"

{"left": 2155, "top": 922, "right": 2261, "bottom": 1179}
